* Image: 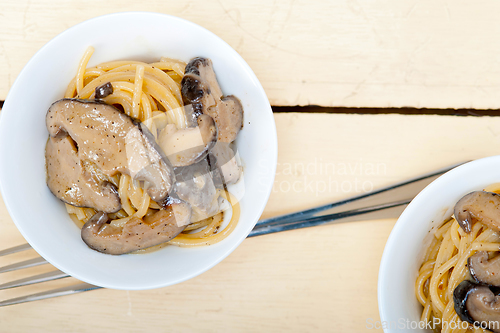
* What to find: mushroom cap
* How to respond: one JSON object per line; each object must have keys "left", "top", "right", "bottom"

{"left": 45, "top": 135, "right": 121, "bottom": 213}
{"left": 46, "top": 99, "right": 175, "bottom": 205}
{"left": 454, "top": 191, "right": 500, "bottom": 233}
{"left": 469, "top": 251, "right": 500, "bottom": 286}
{"left": 81, "top": 199, "right": 191, "bottom": 255}
{"left": 181, "top": 57, "right": 243, "bottom": 143}
{"left": 453, "top": 280, "right": 500, "bottom": 332}
{"left": 184, "top": 57, "right": 223, "bottom": 100}
{"left": 209, "top": 95, "right": 243, "bottom": 143}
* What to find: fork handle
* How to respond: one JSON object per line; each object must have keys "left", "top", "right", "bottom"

{"left": 249, "top": 199, "right": 410, "bottom": 237}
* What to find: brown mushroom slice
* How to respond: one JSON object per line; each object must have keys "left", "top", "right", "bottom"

{"left": 46, "top": 135, "right": 121, "bottom": 213}
{"left": 184, "top": 57, "right": 223, "bottom": 101}
{"left": 132, "top": 121, "right": 176, "bottom": 204}
{"left": 46, "top": 99, "right": 174, "bottom": 204}
{"left": 158, "top": 114, "right": 217, "bottom": 167}
{"left": 208, "top": 141, "right": 241, "bottom": 186}
{"left": 469, "top": 251, "right": 500, "bottom": 286}
{"left": 175, "top": 158, "right": 220, "bottom": 222}
{"left": 94, "top": 82, "right": 113, "bottom": 99}
{"left": 209, "top": 95, "right": 243, "bottom": 143}
{"left": 453, "top": 280, "right": 500, "bottom": 332}
{"left": 454, "top": 191, "right": 500, "bottom": 233}
{"left": 181, "top": 57, "right": 243, "bottom": 143}
{"left": 81, "top": 200, "right": 191, "bottom": 255}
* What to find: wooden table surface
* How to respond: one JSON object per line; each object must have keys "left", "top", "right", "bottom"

{"left": 2, "top": 1, "right": 500, "bottom": 332}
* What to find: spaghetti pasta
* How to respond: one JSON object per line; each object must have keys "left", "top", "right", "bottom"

{"left": 61, "top": 47, "right": 240, "bottom": 249}
{"left": 416, "top": 184, "right": 500, "bottom": 333}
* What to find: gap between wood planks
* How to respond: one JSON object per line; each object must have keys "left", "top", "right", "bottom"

{"left": 273, "top": 106, "right": 500, "bottom": 116}
{"left": 1, "top": 100, "right": 499, "bottom": 116}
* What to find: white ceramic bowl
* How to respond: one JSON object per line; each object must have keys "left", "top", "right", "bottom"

{"left": 0, "top": 12, "right": 277, "bottom": 290}
{"left": 378, "top": 157, "right": 500, "bottom": 332}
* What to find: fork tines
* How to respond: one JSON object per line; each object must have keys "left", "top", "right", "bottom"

{"left": 0, "top": 243, "right": 100, "bottom": 306}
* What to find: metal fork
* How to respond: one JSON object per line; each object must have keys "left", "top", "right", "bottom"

{"left": 0, "top": 161, "right": 466, "bottom": 307}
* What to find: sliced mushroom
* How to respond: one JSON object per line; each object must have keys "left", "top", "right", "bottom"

{"left": 453, "top": 280, "right": 500, "bottom": 332}
{"left": 213, "top": 95, "right": 244, "bottom": 143}
{"left": 81, "top": 199, "right": 191, "bottom": 255}
{"left": 184, "top": 57, "right": 223, "bottom": 102}
{"left": 181, "top": 57, "right": 243, "bottom": 143}
{"left": 95, "top": 82, "right": 113, "bottom": 99}
{"left": 46, "top": 99, "right": 175, "bottom": 205}
{"left": 208, "top": 142, "right": 241, "bottom": 186}
{"left": 46, "top": 135, "right": 121, "bottom": 213}
{"left": 175, "top": 158, "right": 220, "bottom": 222}
{"left": 454, "top": 191, "right": 500, "bottom": 233}
{"left": 469, "top": 251, "right": 500, "bottom": 286}
{"left": 158, "top": 114, "right": 217, "bottom": 167}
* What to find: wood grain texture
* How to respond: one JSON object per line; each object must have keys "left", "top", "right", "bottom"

{"left": 2, "top": 113, "right": 500, "bottom": 332}
{"left": 2, "top": 0, "right": 500, "bottom": 108}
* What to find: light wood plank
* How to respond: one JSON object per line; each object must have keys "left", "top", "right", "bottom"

{"left": 2, "top": 113, "right": 500, "bottom": 331}
{"left": 2, "top": 0, "right": 500, "bottom": 108}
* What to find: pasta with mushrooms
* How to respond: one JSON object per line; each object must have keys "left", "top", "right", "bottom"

{"left": 45, "top": 47, "right": 244, "bottom": 254}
